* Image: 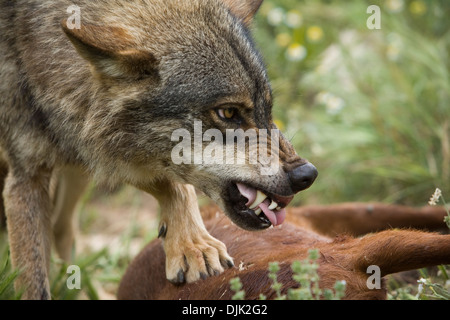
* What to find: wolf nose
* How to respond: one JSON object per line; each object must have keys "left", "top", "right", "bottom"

{"left": 288, "top": 162, "right": 318, "bottom": 193}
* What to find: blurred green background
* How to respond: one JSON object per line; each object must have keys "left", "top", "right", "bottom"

{"left": 2, "top": 0, "right": 449, "bottom": 300}
{"left": 253, "top": 0, "right": 450, "bottom": 206}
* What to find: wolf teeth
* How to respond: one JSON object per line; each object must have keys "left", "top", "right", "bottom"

{"left": 268, "top": 200, "right": 278, "bottom": 210}
{"left": 249, "top": 190, "right": 267, "bottom": 209}
{"left": 254, "top": 208, "right": 262, "bottom": 216}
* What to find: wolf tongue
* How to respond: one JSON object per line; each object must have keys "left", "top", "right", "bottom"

{"left": 236, "top": 183, "right": 287, "bottom": 226}
{"left": 236, "top": 183, "right": 256, "bottom": 206}
{"left": 258, "top": 199, "right": 286, "bottom": 226}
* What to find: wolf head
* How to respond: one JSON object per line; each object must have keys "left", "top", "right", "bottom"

{"left": 62, "top": 0, "right": 317, "bottom": 230}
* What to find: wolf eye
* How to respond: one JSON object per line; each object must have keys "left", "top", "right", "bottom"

{"left": 217, "top": 107, "right": 238, "bottom": 120}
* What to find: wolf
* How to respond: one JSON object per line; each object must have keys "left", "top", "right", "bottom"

{"left": 0, "top": 0, "right": 317, "bottom": 299}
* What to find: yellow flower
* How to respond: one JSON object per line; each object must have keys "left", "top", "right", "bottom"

{"left": 273, "top": 119, "right": 285, "bottom": 132}
{"left": 276, "top": 33, "right": 291, "bottom": 47}
{"left": 409, "top": 0, "right": 427, "bottom": 15}
{"left": 386, "top": 44, "right": 400, "bottom": 61}
{"left": 306, "top": 26, "right": 324, "bottom": 42}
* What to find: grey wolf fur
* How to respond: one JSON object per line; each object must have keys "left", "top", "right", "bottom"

{"left": 0, "top": 0, "right": 316, "bottom": 299}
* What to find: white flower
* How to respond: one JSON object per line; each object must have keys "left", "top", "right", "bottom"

{"left": 417, "top": 277, "right": 427, "bottom": 284}
{"left": 316, "top": 91, "right": 346, "bottom": 115}
{"left": 267, "top": 8, "right": 285, "bottom": 26}
{"left": 386, "top": 0, "right": 404, "bottom": 13}
{"left": 286, "top": 43, "right": 307, "bottom": 62}
{"left": 326, "top": 96, "right": 346, "bottom": 115}
{"left": 428, "top": 188, "right": 442, "bottom": 206}
{"left": 417, "top": 283, "right": 424, "bottom": 295}
{"left": 285, "top": 10, "right": 303, "bottom": 28}
{"left": 416, "top": 278, "right": 427, "bottom": 296}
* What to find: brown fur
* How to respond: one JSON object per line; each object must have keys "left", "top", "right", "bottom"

{"left": 50, "top": 167, "right": 89, "bottom": 261}
{"left": 0, "top": 0, "right": 319, "bottom": 299}
{"left": 117, "top": 204, "right": 450, "bottom": 300}
{"left": 0, "top": 160, "right": 7, "bottom": 228}
{"left": 288, "top": 202, "right": 449, "bottom": 237}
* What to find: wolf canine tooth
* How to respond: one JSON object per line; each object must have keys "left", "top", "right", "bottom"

{"left": 254, "top": 208, "right": 262, "bottom": 216}
{"left": 249, "top": 190, "right": 267, "bottom": 209}
{"left": 268, "top": 200, "right": 278, "bottom": 210}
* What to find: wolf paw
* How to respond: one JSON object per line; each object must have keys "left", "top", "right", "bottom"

{"left": 162, "top": 227, "right": 234, "bottom": 284}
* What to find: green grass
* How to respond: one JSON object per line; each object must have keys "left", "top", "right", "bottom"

{"left": 0, "top": 185, "right": 159, "bottom": 300}
{"left": 253, "top": 0, "right": 450, "bottom": 205}
{"left": 0, "top": 233, "right": 21, "bottom": 300}
{"left": 230, "top": 249, "right": 347, "bottom": 300}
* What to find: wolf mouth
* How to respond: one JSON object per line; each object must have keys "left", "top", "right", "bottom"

{"left": 225, "top": 182, "right": 294, "bottom": 230}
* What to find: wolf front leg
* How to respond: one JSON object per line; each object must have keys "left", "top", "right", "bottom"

{"left": 147, "top": 180, "right": 234, "bottom": 284}
{"left": 51, "top": 166, "right": 89, "bottom": 262}
{"left": 3, "top": 167, "right": 53, "bottom": 300}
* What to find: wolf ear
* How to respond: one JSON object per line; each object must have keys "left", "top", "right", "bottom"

{"left": 222, "top": 0, "right": 264, "bottom": 25}
{"left": 61, "top": 21, "right": 158, "bottom": 79}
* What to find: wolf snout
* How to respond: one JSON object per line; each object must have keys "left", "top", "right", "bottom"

{"left": 288, "top": 162, "right": 318, "bottom": 193}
